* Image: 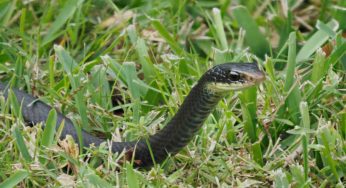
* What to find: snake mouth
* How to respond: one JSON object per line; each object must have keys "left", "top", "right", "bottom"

{"left": 244, "top": 71, "right": 266, "bottom": 84}
{"left": 207, "top": 82, "right": 259, "bottom": 92}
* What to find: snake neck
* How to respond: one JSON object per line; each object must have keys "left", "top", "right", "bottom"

{"left": 133, "top": 81, "right": 226, "bottom": 167}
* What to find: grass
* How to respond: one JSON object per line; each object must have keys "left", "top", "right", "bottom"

{"left": 0, "top": 0, "right": 345, "bottom": 187}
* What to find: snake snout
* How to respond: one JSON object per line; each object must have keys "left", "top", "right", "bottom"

{"left": 253, "top": 71, "right": 266, "bottom": 83}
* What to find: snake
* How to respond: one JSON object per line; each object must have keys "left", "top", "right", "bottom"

{"left": 0, "top": 62, "right": 265, "bottom": 168}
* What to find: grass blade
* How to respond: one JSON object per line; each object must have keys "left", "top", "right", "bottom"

{"left": 13, "top": 127, "right": 32, "bottom": 162}
{"left": 296, "top": 20, "right": 338, "bottom": 63}
{"left": 0, "top": 0, "right": 16, "bottom": 26}
{"left": 90, "top": 65, "right": 112, "bottom": 109}
{"left": 42, "top": 0, "right": 84, "bottom": 45}
{"left": 319, "top": 129, "right": 340, "bottom": 181}
{"left": 212, "top": 8, "right": 228, "bottom": 50}
{"left": 316, "top": 20, "right": 337, "bottom": 38}
{"left": 283, "top": 32, "right": 301, "bottom": 124}
{"left": 325, "top": 40, "right": 346, "bottom": 68}
{"left": 19, "top": 8, "right": 27, "bottom": 50}
{"left": 8, "top": 90, "right": 21, "bottom": 120}
{"left": 151, "top": 20, "right": 184, "bottom": 55}
{"left": 40, "top": 109, "right": 57, "bottom": 147}
{"left": 102, "top": 56, "right": 148, "bottom": 97}
{"left": 54, "top": 45, "right": 86, "bottom": 149}
{"left": 299, "top": 102, "right": 310, "bottom": 183}
{"left": 239, "top": 93, "right": 255, "bottom": 142}
{"left": 39, "top": 109, "right": 57, "bottom": 164}
{"left": 127, "top": 25, "right": 156, "bottom": 82}
{"left": 7, "top": 89, "right": 32, "bottom": 162}
{"left": 232, "top": 6, "right": 270, "bottom": 58}
{"left": 124, "top": 62, "right": 141, "bottom": 123}
{"left": 332, "top": 1, "right": 346, "bottom": 30}
{"left": 0, "top": 170, "right": 29, "bottom": 188}
{"left": 86, "top": 172, "right": 113, "bottom": 188}
{"left": 284, "top": 32, "right": 297, "bottom": 91}
{"left": 310, "top": 49, "right": 326, "bottom": 84}
{"left": 273, "top": 169, "right": 289, "bottom": 188}
{"left": 240, "top": 86, "right": 263, "bottom": 166}
{"left": 341, "top": 110, "right": 346, "bottom": 139}
{"left": 126, "top": 163, "right": 140, "bottom": 188}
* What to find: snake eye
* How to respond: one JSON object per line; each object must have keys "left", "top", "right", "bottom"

{"left": 229, "top": 71, "right": 240, "bottom": 81}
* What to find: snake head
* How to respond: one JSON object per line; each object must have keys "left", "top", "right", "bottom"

{"left": 202, "top": 62, "right": 265, "bottom": 92}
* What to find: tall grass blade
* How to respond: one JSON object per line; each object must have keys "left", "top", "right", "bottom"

{"left": 240, "top": 87, "right": 263, "bottom": 165}
{"left": 299, "top": 102, "right": 310, "bottom": 183}
{"left": 325, "top": 41, "right": 346, "bottom": 68}
{"left": 310, "top": 49, "right": 326, "bottom": 85}
{"left": 273, "top": 169, "right": 289, "bottom": 188}
{"left": 8, "top": 90, "right": 21, "bottom": 120}
{"left": 283, "top": 32, "right": 301, "bottom": 124}
{"left": 319, "top": 129, "right": 340, "bottom": 181}
{"left": 127, "top": 25, "right": 156, "bottom": 82}
{"left": 284, "top": 32, "right": 297, "bottom": 91}
{"left": 341, "top": 111, "right": 346, "bottom": 139}
{"left": 0, "top": 0, "right": 16, "bottom": 26}
{"left": 0, "top": 170, "right": 29, "bottom": 188}
{"left": 316, "top": 20, "right": 337, "bottom": 38}
{"left": 54, "top": 45, "right": 86, "bottom": 149}
{"left": 212, "top": 8, "right": 228, "bottom": 50}
{"left": 124, "top": 62, "right": 141, "bottom": 123}
{"left": 102, "top": 56, "right": 148, "bottom": 97}
{"left": 232, "top": 6, "right": 270, "bottom": 58}
{"left": 126, "top": 163, "right": 140, "bottom": 188}
{"left": 296, "top": 20, "right": 338, "bottom": 63}
{"left": 13, "top": 127, "right": 32, "bottom": 162}
{"left": 42, "top": 0, "right": 84, "bottom": 45}
{"left": 39, "top": 109, "right": 57, "bottom": 164}
{"left": 332, "top": 1, "right": 346, "bottom": 30}
{"left": 7, "top": 90, "right": 32, "bottom": 162}
{"left": 151, "top": 20, "right": 184, "bottom": 55}
{"left": 40, "top": 109, "right": 57, "bottom": 147}
{"left": 86, "top": 172, "right": 113, "bottom": 188}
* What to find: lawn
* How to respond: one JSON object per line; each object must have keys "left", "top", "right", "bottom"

{"left": 0, "top": 0, "right": 345, "bottom": 187}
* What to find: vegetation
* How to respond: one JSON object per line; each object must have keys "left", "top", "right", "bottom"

{"left": 0, "top": 0, "right": 345, "bottom": 187}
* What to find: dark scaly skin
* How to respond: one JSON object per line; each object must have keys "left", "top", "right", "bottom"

{"left": 0, "top": 63, "right": 265, "bottom": 168}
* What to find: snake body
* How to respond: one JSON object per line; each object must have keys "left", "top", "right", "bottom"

{"left": 0, "top": 63, "right": 265, "bottom": 168}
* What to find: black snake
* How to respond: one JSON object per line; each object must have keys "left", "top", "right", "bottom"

{"left": 0, "top": 63, "right": 265, "bottom": 168}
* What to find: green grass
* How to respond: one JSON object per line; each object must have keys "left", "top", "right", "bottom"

{"left": 0, "top": 0, "right": 345, "bottom": 187}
